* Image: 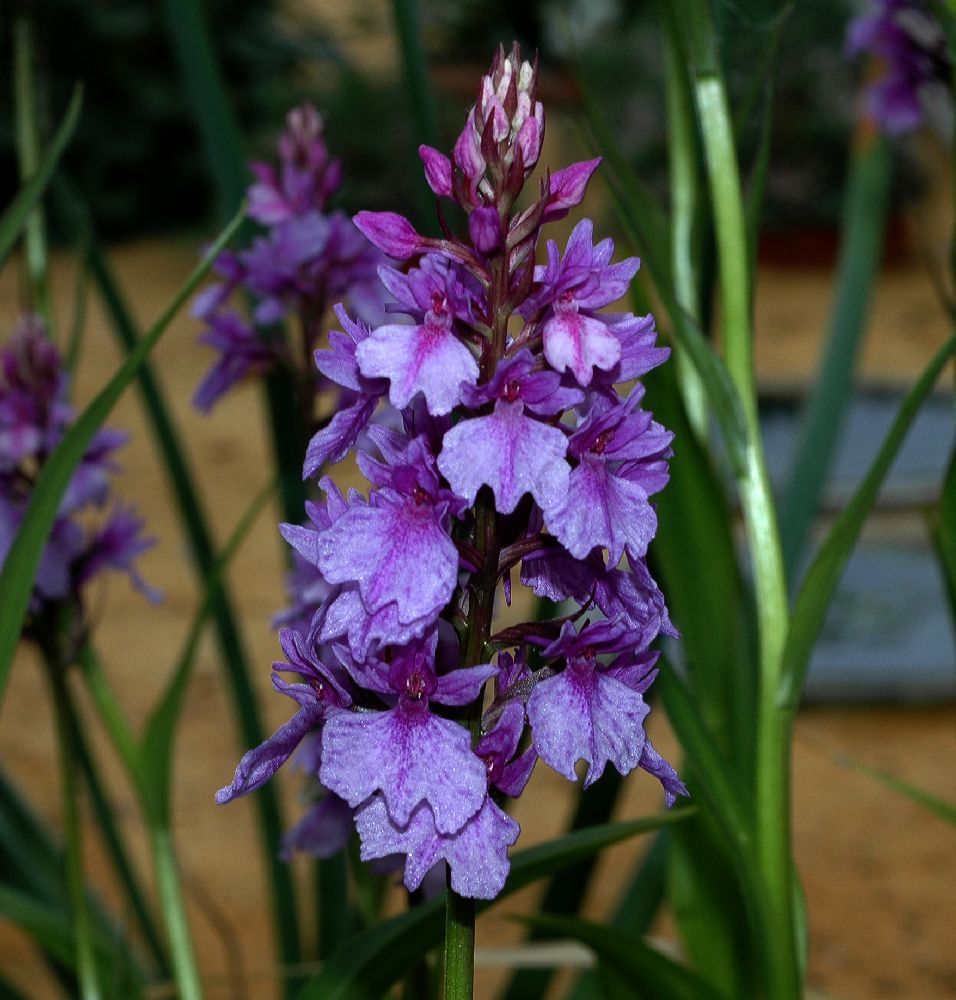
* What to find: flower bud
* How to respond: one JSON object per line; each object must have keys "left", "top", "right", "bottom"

{"left": 353, "top": 211, "right": 424, "bottom": 260}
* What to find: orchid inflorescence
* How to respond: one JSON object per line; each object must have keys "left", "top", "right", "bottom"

{"left": 217, "top": 44, "right": 687, "bottom": 901}
{"left": 847, "top": 0, "right": 949, "bottom": 135}
{"left": 191, "top": 103, "right": 387, "bottom": 413}
{"left": 0, "top": 316, "right": 158, "bottom": 653}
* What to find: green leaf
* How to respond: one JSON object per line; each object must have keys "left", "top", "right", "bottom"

{"left": 594, "top": 962, "right": 640, "bottom": 1000}
{"left": 138, "top": 477, "right": 276, "bottom": 823}
{"left": 835, "top": 756, "right": 956, "bottom": 827}
{"left": 0, "top": 205, "right": 245, "bottom": 708}
{"left": 580, "top": 90, "right": 749, "bottom": 476}
{"left": 779, "top": 331, "right": 956, "bottom": 711}
{"left": 0, "top": 768, "right": 151, "bottom": 989}
{"left": 667, "top": 814, "right": 754, "bottom": 998}
{"left": 644, "top": 358, "right": 754, "bottom": 767}
{"left": 0, "top": 770, "right": 64, "bottom": 906}
{"left": 928, "top": 437, "right": 956, "bottom": 618}
{"left": 565, "top": 830, "right": 673, "bottom": 1000}
{"left": 59, "top": 181, "right": 302, "bottom": 987}
{"left": 515, "top": 914, "right": 725, "bottom": 1000}
{"left": 159, "top": 0, "right": 246, "bottom": 220}
{"left": 0, "top": 972, "right": 30, "bottom": 1000}
{"left": 66, "top": 691, "right": 170, "bottom": 977}
{"left": 391, "top": 0, "right": 440, "bottom": 226}
{"left": 779, "top": 139, "right": 892, "bottom": 581}
{"left": 295, "top": 810, "right": 693, "bottom": 1000}
{"left": 0, "top": 884, "right": 143, "bottom": 998}
{"left": 0, "top": 883, "right": 84, "bottom": 970}
{"left": 500, "top": 771, "right": 624, "bottom": 1000}
{"left": 0, "top": 84, "right": 82, "bottom": 268}
{"left": 656, "top": 665, "right": 752, "bottom": 856}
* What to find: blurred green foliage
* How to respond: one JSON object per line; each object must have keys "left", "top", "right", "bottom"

{"left": 0, "top": 0, "right": 334, "bottom": 237}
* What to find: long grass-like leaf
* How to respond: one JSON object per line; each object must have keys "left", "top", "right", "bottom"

{"left": 500, "top": 772, "right": 623, "bottom": 1000}
{"left": 0, "top": 206, "right": 244, "bottom": 706}
{"left": 138, "top": 478, "right": 276, "bottom": 824}
{"left": 667, "top": 814, "right": 754, "bottom": 998}
{"left": 515, "top": 914, "right": 725, "bottom": 1000}
{"left": 836, "top": 755, "right": 956, "bottom": 826}
{"left": 0, "top": 85, "right": 82, "bottom": 269}
{"left": 158, "top": 0, "right": 308, "bottom": 533}
{"left": 581, "top": 87, "right": 749, "bottom": 475}
{"left": 0, "top": 884, "right": 142, "bottom": 999}
{"left": 295, "top": 810, "right": 693, "bottom": 1000}
{"left": 564, "top": 828, "right": 672, "bottom": 1000}
{"left": 0, "top": 973, "right": 30, "bottom": 1000}
{"left": 656, "top": 665, "right": 752, "bottom": 856}
{"left": 158, "top": 0, "right": 245, "bottom": 219}
{"left": 63, "top": 187, "right": 302, "bottom": 986}
{"left": 391, "top": 0, "right": 440, "bottom": 225}
{"left": 0, "top": 769, "right": 147, "bottom": 992}
{"left": 13, "top": 17, "right": 55, "bottom": 328}
{"left": 779, "top": 331, "right": 956, "bottom": 710}
{"left": 779, "top": 138, "right": 892, "bottom": 582}
{"left": 65, "top": 690, "right": 170, "bottom": 977}
{"left": 928, "top": 439, "right": 956, "bottom": 618}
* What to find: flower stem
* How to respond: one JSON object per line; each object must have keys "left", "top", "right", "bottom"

{"left": 150, "top": 827, "right": 205, "bottom": 1000}
{"left": 42, "top": 645, "right": 103, "bottom": 1000}
{"left": 12, "top": 16, "right": 55, "bottom": 332}
{"left": 443, "top": 877, "right": 475, "bottom": 1000}
{"left": 442, "top": 249, "right": 510, "bottom": 999}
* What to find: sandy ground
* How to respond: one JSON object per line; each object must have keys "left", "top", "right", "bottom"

{"left": 0, "top": 234, "right": 954, "bottom": 1000}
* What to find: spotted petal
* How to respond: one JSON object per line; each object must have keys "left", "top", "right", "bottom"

{"left": 356, "top": 321, "right": 478, "bottom": 415}
{"left": 527, "top": 665, "right": 650, "bottom": 788}
{"left": 545, "top": 454, "right": 657, "bottom": 563}
{"left": 315, "top": 496, "right": 457, "bottom": 625}
{"left": 437, "top": 400, "right": 569, "bottom": 514}
{"left": 542, "top": 310, "right": 621, "bottom": 387}
{"left": 355, "top": 795, "right": 519, "bottom": 899}
{"left": 320, "top": 702, "right": 486, "bottom": 833}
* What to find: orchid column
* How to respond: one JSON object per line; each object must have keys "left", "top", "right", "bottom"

{"left": 217, "top": 44, "right": 687, "bottom": 999}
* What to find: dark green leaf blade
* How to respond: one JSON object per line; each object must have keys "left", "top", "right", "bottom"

{"left": 295, "top": 810, "right": 693, "bottom": 1000}
{"left": 516, "top": 913, "right": 725, "bottom": 1000}
{"left": 138, "top": 478, "right": 276, "bottom": 823}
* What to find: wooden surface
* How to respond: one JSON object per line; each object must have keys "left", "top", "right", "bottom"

{"left": 0, "top": 238, "right": 954, "bottom": 999}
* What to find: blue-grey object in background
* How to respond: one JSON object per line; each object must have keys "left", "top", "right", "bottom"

{"left": 761, "top": 391, "right": 956, "bottom": 701}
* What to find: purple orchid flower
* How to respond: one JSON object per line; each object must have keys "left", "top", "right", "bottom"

{"left": 527, "top": 619, "right": 658, "bottom": 788}
{"left": 846, "top": 0, "right": 949, "bottom": 135}
{"left": 219, "top": 45, "right": 685, "bottom": 898}
{"left": 192, "top": 104, "right": 387, "bottom": 414}
{"left": 0, "top": 316, "right": 158, "bottom": 641}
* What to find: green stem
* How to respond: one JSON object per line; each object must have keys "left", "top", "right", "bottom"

{"left": 43, "top": 650, "right": 102, "bottom": 1000}
{"left": 63, "top": 672, "right": 171, "bottom": 978}
{"left": 692, "top": 45, "right": 797, "bottom": 1000}
{"left": 13, "top": 16, "right": 55, "bottom": 331}
{"left": 150, "top": 827, "right": 204, "bottom": 1000}
{"left": 442, "top": 887, "right": 475, "bottom": 1000}
{"left": 79, "top": 645, "right": 205, "bottom": 999}
{"left": 441, "top": 251, "right": 510, "bottom": 1000}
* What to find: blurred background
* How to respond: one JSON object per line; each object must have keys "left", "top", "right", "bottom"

{"left": 0, "top": 0, "right": 954, "bottom": 997}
